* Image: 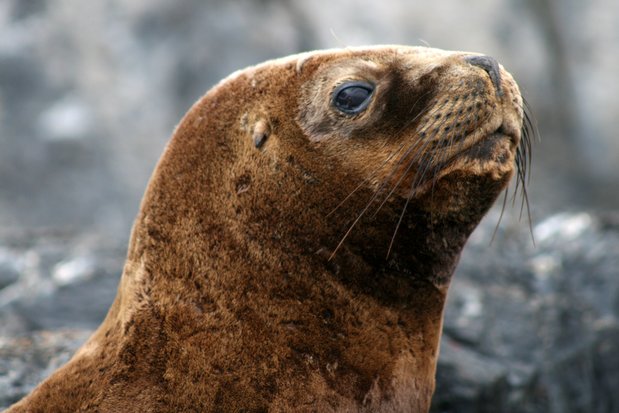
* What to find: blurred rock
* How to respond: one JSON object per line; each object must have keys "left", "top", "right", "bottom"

{"left": 0, "top": 229, "right": 124, "bottom": 336}
{"left": 431, "top": 211, "right": 619, "bottom": 413}
{"left": 0, "top": 329, "right": 90, "bottom": 409}
{"left": 0, "top": 249, "right": 20, "bottom": 290}
{"left": 38, "top": 95, "right": 95, "bottom": 143}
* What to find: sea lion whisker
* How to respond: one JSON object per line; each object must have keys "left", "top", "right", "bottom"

{"left": 326, "top": 139, "right": 408, "bottom": 218}
{"left": 521, "top": 98, "right": 538, "bottom": 182}
{"left": 516, "top": 156, "right": 529, "bottom": 215}
{"left": 363, "top": 103, "right": 439, "bottom": 217}
{"left": 349, "top": 100, "right": 436, "bottom": 217}
{"left": 386, "top": 131, "right": 457, "bottom": 258}
{"left": 370, "top": 132, "right": 438, "bottom": 217}
{"left": 386, "top": 190, "right": 413, "bottom": 259}
{"left": 523, "top": 107, "right": 536, "bottom": 182}
{"left": 422, "top": 130, "right": 463, "bottom": 220}
{"left": 412, "top": 143, "right": 441, "bottom": 191}
{"left": 342, "top": 105, "right": 441, "bottom": 256}
{"left": 512, "top": 152, "right": 521, "bottom": 197}
{"left": 329, "top": 139, "right": 423, "bottom": 260}
{"left": 328, "top": 194, "right": 379, "bottom": 260}
{"left": 332, "top": 140, "right": 427, "bottom": 258}
{"left": 398, "top": 150, "right": 440, "bottom": 232}
{"left": 387, "top": 116, "right": 449, "bottom": 194}
{"left": 374, "top": 97, "right": 459, "bottom": 208}
{"left": 504, "top": 103, "right": 535, "bottom": 243}
{"left": 490, "top": 185, "right": 510, "bottom": 244}
{"left": 521, "top": 184, "right": 535, "bottom": 245}
{"left": 394, "top": 90, "right": 436, "bottom": 132}
{"left": 512, "top": 154, "right": 535, "bottom": 244}
{"left": 523, "top": 99, "right": 539, "bottom": 138}
{"left": 355, "top": 138, "right": 420, "bottom": 213}
{"left": 517, "top": 98, "right": 538, "bottom": 243}
{"left": 513, "top": 150, "right": 527, "bottom": 207}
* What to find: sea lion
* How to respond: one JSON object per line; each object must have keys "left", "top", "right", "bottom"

{"left": 7, "top": 45, "right": 531, "bottom": 412}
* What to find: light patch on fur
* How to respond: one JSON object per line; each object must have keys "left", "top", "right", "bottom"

{"left": 73, "top": 336, "right": 100, "bottom": 359}
{"left": 216, "top": 45, "right": 454, "bottom": 92}
{"left": 359, "top": 351, "right": 436, "bottom": 412}
{"left": 117, "top": 258, "right": 150, "bottom": 329}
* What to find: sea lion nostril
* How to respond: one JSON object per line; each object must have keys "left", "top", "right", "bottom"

{"left": 465, "top": 55, "right": 503, "bottom": 96}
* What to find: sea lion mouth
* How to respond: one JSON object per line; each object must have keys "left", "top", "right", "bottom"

{"left": 494, "top": 124, "right": 516, "bottom": 146}
{"left": 466, "top": 124, "right": 518, "bottom": 164}
{"left": 384, "top": 121, "right": 517, "bottom": 198}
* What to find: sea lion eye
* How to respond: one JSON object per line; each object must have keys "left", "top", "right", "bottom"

{"left": 332, "top": 81, "right": 374, "bottom": 115}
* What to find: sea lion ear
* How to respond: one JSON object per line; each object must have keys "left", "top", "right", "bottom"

{"left": 252, "top": 119, "right": 271, "bottom": 149}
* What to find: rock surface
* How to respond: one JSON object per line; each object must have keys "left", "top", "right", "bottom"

{"left": 1, "top": 212, "right": 618, "bottom": 412}
{"left": 0, "top": 330, "right": 91, "bottom": 409}
{"left": 433, "top": 211, "right": 619, "bottom": 413}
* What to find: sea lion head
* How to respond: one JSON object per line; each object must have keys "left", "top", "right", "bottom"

{"left": 135, "top": 45, "right": 531, "bottom": 285}
{"left": 293, "top": 47, "right": 532, "bottom": 263}
{"left": 297, "top": 46, "right": 526, "bottom": 210}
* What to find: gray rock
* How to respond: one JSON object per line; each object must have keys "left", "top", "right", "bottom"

{"left": 0, "top": 229, "right": 124, "bottom": 334}
{"left": 0, "top": 249, "right": 20, "bottom": 290}
{"left": 0, "top": 329, "right": 90, "bottom": 410}
{"left": 431, "top": 211, "right": 619, "bottom": 413}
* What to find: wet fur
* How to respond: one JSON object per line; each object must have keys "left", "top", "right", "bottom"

{"left": 7, "top": 46, "right": 530, "bottom": 413}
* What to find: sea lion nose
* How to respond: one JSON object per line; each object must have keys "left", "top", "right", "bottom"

{"left": 464, "top": 55, "right": 503, "bottom": 96}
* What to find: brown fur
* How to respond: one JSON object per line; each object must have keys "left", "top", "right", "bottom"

{"left": 7, "top": 46, "right": 525, "bottom": 412}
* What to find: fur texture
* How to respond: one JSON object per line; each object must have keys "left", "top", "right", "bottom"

{"left": 7, "top": 46, "right": 525, "bottom": 413}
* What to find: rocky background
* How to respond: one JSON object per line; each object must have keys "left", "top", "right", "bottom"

{"left": 1, "top": 0, "right": 618, "bottom": 411}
